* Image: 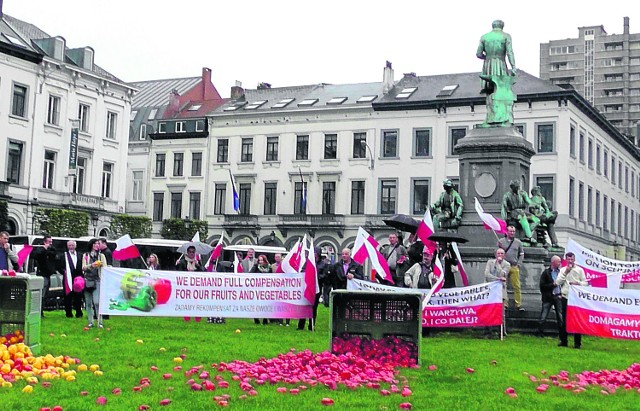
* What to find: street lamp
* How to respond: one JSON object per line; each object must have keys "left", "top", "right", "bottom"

{"left": 360, "top": 140, "right": 375, "bottom": 170}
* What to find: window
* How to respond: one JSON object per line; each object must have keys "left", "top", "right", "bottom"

{"left": 132, "top": 171, "right": 143, "bottom": 201}
{"left": 153, "top": 193, "right": 164, "bottom": 221}
{"left": 578, "top": 132, "right": 585, "bottom": 162}
{"left": 296, "top": 135, "right": 309, "bottom": 160}
{"left": 380, "top": 179, "right": 397, "bottom": 215}
{"left": 47, "top": 95, "right": 61, "bottom": 125}
{"left": 322, "top": 182, "right": 336, "bottom": 214}
{"left": 536, "top": 123, "right": 554, "bottom": 153}
{"left": 148, "top": 109, "right": 158, "bottom": 120}
{"left": 611, "top": 156, "right": 616, "bottom": 184}
{"left": 515, "top": 124, "right": 526, "bottom": 137}
{"left": 173, "top": 153, "right": 184, "bottom": 177}
{"left": 353, "top": 132, "right": 367, "bottom": 158}
{"left": 264, "top": 182, "right": 277, "bottom": 215}
{"left": 587, "top": 138, "right": 593, "bottom": 168}
{"left": 101, "top": 162, "right": 113, "bottom": 198}
{"left": 382, "top": 130, "right": 398, "bottom": 158}
{"left": 106, "top": 111, "right": 117, "bottom": 139}
{"left": 587, "top": 186, "right": 593, "bottom": 224}
{"left": 272, "top": 98, "right": 295, "bottom": 109}
{"left": 140, "top": 124, "right": 147, "bottom": 140}
{"left": 159, "top": 123, "right": 167, "bottom": 133}
{"left": 74, "top": 158, "right": 86, "bottom": 194}
{"left": 11, "top": 84, "right": 27, "bottom": 118}
{"left": 625, "top": 166, "right": 629, "bottom": 192}
{"left": 449, "top": 127, "right": 467, "bottom": 155}
{"left": 42, "top": 151, "right": 56, "bottom": 189}
{"left": 324, "top": 134, "right": 337, "bottom": 159}
{"left": 569, "top": 125, "right": 576, "bottom": 157}
{"left": 78, "top": 104, "right": 90, "bottom": 133}
{"left": 266, "top": 137, "right": 279, "bottom": 161}
{"left": 214, "top": 184, "right": 226, "bottom": 215}
{"left": 596, "top": 191, "right": 601, "bottom": 227}
{"left": 633, "top": 171, "right": 636, "bottom": 197}
{"left": 414, "top": 129, "right": 431, "bottom": 157}
{"left": 603, "top": 195, "right": 608, "bottom": 230}
{"left": 326, "top": 97, "right": 347, "bottom": 105}
{"left": 618, "top": 162, "right": 623, "bottom": 188}
{"left": 155, "top": 153, "right": 166, "bottom": 177}
{"left": 175, "top": 121, "right": 186, "bottom": 133}
{"left": 241, "top": 138, "right": 253, "bottom": 162}
{"left": 412, "top": 179, "right": 430, "bottom": 214}
{"left": 596, "top": 144, "right": 601, "bottom": 173}
{"left": 294, "top": 182, "right": 307, "bottom": 214}
{"left": 535, "top": 176, "right": 555, "bottom": 208}
{"left": 611, "top": 198, "right": 616, "bottom": 234}
{"left": 625, "top": 206, "right": 629, "bottom": 239}
{"left": 618, "top": 203, "right": 623, "bottom": 235}
{"left": 195, "top": 119, "right": 206, "bottom": 132}
{"left": 189, "top": 192, "right": 201, "bottom": 220}
{"left": 171, "top": 192, "right": 182, "bottom": 218}
{"left": 239, "top": 183, "right": 251, "bottom": 215}
{"left": 351, "top": 181, "right": 365, "bottom": 215}
{"left": 568, "top": 177, "right": 575, "bottom": 217}
{"left": 191, "top": 152, "right": 202, "bottom": 176}
{"left": 217, "top": 139, "right": 229, "bottom": 163}
{"left": 578, "top": 181, "right": 584, "bottom": 221}
{"left": 7, "top": 142, "right": 23, "bottom": 184}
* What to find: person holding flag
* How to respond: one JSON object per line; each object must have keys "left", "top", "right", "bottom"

{"left": 297, "top": 246, "right": 326, "bottom": 331}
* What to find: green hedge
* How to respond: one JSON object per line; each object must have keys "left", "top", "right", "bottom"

{"left": 0, "top": 200, "right": 8, "bottom": 232}
{"left": 160, "top": 218, "right": 208, "bottom": 241}
{"left": 110, "top": 214, "right": 152, "bottom": 239}
{"left": 35, "top": 208, "right": 89, "bottom": 237}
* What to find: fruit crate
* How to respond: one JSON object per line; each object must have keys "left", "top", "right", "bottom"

{"left": 329, "top": 290, "right": 422, "bottom": 364}
{"left": 0, "top": 275, "right": 43, "bottom": 354}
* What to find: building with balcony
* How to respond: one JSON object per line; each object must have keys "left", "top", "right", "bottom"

{"left": 540, "top": 16, "right": 640, "bottom": 139}
{"left": 143, "top": 63, "right": 640, "bottom": 262}
{"left": 0, "top": 13, "right": 135, "bottom": 236}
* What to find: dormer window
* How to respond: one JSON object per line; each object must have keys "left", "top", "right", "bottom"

{"left": 357, "top": 95, "right": 378, "bottom": 103}
{"left": 188, "top": 104, "right": 202, "bottom": 111}
{"left": 159, "top": 122, "right": 167, "bottom": 133}
{"left": 327, "top": 97, "right": 347, "bottom": 105}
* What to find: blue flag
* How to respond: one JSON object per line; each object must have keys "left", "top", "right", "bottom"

{"left": 229, "top": 170, "right": 240, "bottom": 212}
{"left": 299, "top": 168, "right": 306, "bottom": 213}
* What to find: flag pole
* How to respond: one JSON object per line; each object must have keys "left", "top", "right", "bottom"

{"left": 139, "top": 255, "right": 150, "bottom": 270}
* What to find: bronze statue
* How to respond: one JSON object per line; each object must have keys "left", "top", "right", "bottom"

{"left": 431, "top": 179, "right": 463, "bottom": 230}
{"left": 501, "top": 179, "right": 539, "bottom": 241}
{"left": 529, "top": 186, "right": 559, "bottom": 247}
{"left": 476, "top": 20, "right": 517, "bottom": 127}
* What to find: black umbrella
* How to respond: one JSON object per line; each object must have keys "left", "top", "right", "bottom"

{"left": 383, "top": 214, "right": 420, "bottom": 234}
{"left": 427, "top": 232, "right": 469, "bottom": 244}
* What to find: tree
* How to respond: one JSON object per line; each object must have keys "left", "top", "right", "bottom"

{"left": 110, "top": 214, "right": 152, "bottom": 239}
{"left": 0, "top": 200, "right": 8, "bottom": 232}
{"left": 36, "top": 208, "right": 89, "bottom": 237}
{"left": 161, "top": 218, "right": 208, "bottom": 241}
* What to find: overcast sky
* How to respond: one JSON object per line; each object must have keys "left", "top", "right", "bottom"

{"left": 4, "top": 1, "right": 637, "bottom": 97}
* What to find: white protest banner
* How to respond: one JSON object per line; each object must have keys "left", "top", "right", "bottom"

{"left": 348, "top": 279, "right": 503, "bottom": 328}
{"left": 567, "top": 285, "right": 640, "bottom": 340}
{"left": 99, "top": 267, "right": 312, "bottom": 318}
{"left": 566, "top": 238, "right": 640, "bottom": 287}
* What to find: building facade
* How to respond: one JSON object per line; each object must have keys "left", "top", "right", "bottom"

{"left": 540, "top": 16, "right": 640, "bottom": 138}
{"left": 0, "top": 14, "right": 134, "bottom": 236}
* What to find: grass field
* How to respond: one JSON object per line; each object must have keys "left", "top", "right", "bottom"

{"left": 2, "top": 307, "right": 640, "bottom": 410}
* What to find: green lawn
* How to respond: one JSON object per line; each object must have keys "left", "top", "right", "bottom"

{"left": 3, "top": 307, "right": 639, "bottom": 410}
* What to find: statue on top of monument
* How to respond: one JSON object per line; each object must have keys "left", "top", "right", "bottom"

{"left": 529, "top": 186, "right": 559, "bottom": 248}
{"left": 430, "top": 179, "right": 463, "bottom": 230}
{"left": 501, "top": 179, "right": 539, "bottom": 242}
{"left": 476, "top": 20, "right": 518, "bottom": 127}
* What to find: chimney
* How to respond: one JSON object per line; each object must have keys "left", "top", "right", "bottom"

{"left": 624, "top": 16, "right": 630, "bottom": 35}
{"left": 230, "top": 80, "right": 245, "bottom": 99}
{"left": 165, "top": 89, "right": 181, "bottom": 118}
{"left": 202, "top": 67, "right": 212, "bottom": 100}
{"left": 383, "top": 61, "right": 394, "bottom": 94}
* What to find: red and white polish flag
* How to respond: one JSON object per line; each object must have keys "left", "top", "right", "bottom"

{"left": 282, "top": 235, "right": 306, "bottom": 273}
{"left": 474, "top": 197, "right": 507, "bottom": 235}
{"left": 112, "top": 235, "right": 141, "bottom": 261}
{"left": 303, "top": 238, "right": 319, "bottom": 304}
{"left": 205, "top": 232, "right": 224, "bottom": 272}
{"left": 15, "top": 244, "right": 33, "bottom": 270}
{"left": 416, "top": 209, "right": 438, "bottom": 253}
{"left": 451, "top": 242, "right": 469, "bottom": 286}
{"left": 233, "top": 252, "right": 244, "bottom": 274}
{"left": 352, "top": 227, "right": 393, "bottom": 284}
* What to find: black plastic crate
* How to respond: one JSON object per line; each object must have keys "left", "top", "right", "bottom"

{"left": 0, "top": 283, "right": 27, "bottom": 310}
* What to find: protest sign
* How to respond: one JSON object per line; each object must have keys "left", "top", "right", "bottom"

{"left": 566, "top": 238, "right": 640, "bottom": 287}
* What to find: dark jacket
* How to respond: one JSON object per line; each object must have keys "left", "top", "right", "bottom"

{"left": 176, "top": 259, "right": 203, "bottom": 272}
{"left": 329, "top": 259, "right": 364, "bottom": 290}
{"left": 32, "top": 245, "right": 58, "bottom": 277}
{"left": 58, "top": 251, "right": 83, "bottom": 278}
{"left": 539, "top": 266, "right": 561, "bottom": 303}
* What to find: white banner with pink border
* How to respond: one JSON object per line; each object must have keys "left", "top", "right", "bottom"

{"left": 348, "top": 279, "right": 503, "bottom": 328}
{"left": 99, "top": 268, "right": 313, "bottom": 318}
{"left": 565, "top": 238, "right": 640, "bottom": 287}
{"left": 567, "top": 285, "right": 640, "bottom": 340}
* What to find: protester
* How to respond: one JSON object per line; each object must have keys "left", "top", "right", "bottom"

{"left": 538, "top": 255, "right": 564, "bottom": 338}
{"left": 82, "top": 238, "right": 107, "bottom": 328}
{"left": 404, "top": 247, "right": 435, "bottom": 289}
{"left": 251, "top": 254, "right": 272, "bottom": 325}
{"left": 329, "top": 248, "right": 364, "bottom": 289}
{"left": 271, "top": 253, "right": 283, "bottom": 273}
{"left": 406, "top": 233, "right": 424, "bottom": 267}
{"left": 147, "top": 254, "right": 160, "bottom": 270}
{"left": 0, "top": 231, "right": 18, "bottom": 271}
{"left": 241, "top": 248, "right": 256, "bottom": 272}
{"left": 298, "top": 247, "right": 326, "bottom": 331}
{"left": 556, "top": 252, "right": 588, "bottom": 349}
{"left": 98, "top": 237, "right": 113, "bottom": 266}
{"left": 383, "top": 233, "right": 408, "bottom": 286}
{"left": 32, "top": 235, "right": 57, "bottom": 317}
{"left": 59, "top": 240, "right": 83, "bottom": 318}
{"left": 177, "top": 246, "right": 203, "bottom": 322}
{"left": 321, "top": 253, "right": 335, "bottom": 307}
{"left": 497, "top": 225, "right": 525, "bottom": 311}
{"left": 484, "top": 248, "right": 510, "bottom": 308}
{"left": 438, "top": 242, "right": 459, "bottom": 289}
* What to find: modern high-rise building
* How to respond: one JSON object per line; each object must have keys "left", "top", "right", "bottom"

{"left": 540, "top": 17, "right": 640, "bottom": 139}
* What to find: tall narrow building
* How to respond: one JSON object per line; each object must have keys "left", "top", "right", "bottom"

{"left": 540, "top": 17, "right": 640, "bottom": 139}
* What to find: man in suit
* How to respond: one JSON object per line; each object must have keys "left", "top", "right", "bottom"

{"left": 537, "top": 255, "right": 563, "bottom": 338}
{"left": 330, "top": 248, "right": 364, "bottom": 290}
{"left": 59, "top": 240, "right": 84, "bottom": 318}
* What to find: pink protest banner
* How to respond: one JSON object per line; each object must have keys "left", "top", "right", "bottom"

{"left": 422, "top": 281, "right": 503, "bottom": 328}
{"left": 347, "top": 279, "right": 503, "bottom": 328}
{"left": 567, "top": 285, "right": 640, "bottom": 340}
{"left": 99, "top": 267, "right": 312, "bottom": 319}
{"left": 566, "top": 238, "right": 640, "bottom": 287}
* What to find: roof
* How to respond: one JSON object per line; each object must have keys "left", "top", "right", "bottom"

{"left": 130, "top": 77, "right": 201, "bottom": 109}
{"left": 211, "top": 82, "right": 384, "bottom": 114}
{"left": 2, "top": 14, "right": 124, "bottom": 83}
